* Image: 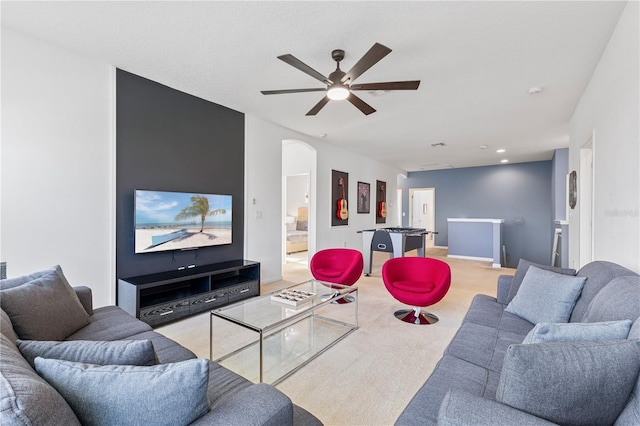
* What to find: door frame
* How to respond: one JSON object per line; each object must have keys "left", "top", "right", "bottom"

{"left": 409, "top": 187, "right": 436, "bottom": 247}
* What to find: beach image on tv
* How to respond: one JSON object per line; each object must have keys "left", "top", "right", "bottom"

{"left": 135, "top": 190, "right": 232, "bottom": 253}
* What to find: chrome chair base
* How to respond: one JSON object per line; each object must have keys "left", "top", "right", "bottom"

{"left": 394, "top": 308, "right": 439, "bottom": 325}
{"left": 320, "top": 292, "right": 355, "bottom": 304}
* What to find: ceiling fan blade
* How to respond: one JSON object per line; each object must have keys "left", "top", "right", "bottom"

{"left": 261, "top": 88, "right": 327, "bottom": 95}
{"left": 278, "top": 54, "right": 332, "bottom": 84}
{"left": 347, "top": 93, "right": 376, "bottom": 115}
{"left": 350, "top": 81, "right": 421, "bottom": 91}
{"left": 306, "top": 96, "right": 331, "bottom": 116}
{"left": 342, "top": 43, "right": 392, "bottom": 84}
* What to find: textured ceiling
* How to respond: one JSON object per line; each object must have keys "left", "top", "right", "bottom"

{"left": 1, "top": 1, "right": 627, "bottom": 171}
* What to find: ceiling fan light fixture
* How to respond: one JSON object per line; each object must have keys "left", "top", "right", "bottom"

{"left": 327, "top": 85, "right": 350, "bottom": 100}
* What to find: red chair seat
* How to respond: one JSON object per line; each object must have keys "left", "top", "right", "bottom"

{"left": 393, "top": 280, "right": 436, "bottom": 293}
{"left": 313, "top": 268, "right": 343, "bottom": 278}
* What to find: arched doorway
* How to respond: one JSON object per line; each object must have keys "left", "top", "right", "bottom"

{"left": 282, "top": 140, "right": 317, "bottom": 276}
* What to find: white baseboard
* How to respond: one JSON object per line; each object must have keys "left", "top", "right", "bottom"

{"left": 447, "top": 254, "right": 493, "bottom": 262}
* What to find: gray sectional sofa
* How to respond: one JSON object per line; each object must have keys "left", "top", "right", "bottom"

{"left": 396, "top": 260, "right": 640, "bottom": 425}
{"left": 0, "top": 266, "right": 322, "bottom": 425}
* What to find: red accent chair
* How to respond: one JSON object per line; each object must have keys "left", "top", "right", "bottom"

{"left": 310, "top": 248, "right": 363, "bottom": 303}
{"left": 382, "top": 257, "right": 451, "bottom": 324}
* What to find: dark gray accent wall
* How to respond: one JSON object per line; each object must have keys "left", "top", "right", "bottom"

{"left": 400, "top": 161, "right": 552, "bottom": 267}
{"left": 116, "top": 70, "right": 245, "bottom": 279}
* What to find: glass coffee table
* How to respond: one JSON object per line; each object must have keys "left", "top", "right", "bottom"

{"left": 210, "top": 279, "right": 358, "bottom": 385}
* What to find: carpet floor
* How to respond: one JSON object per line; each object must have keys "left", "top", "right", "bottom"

{"left": 156, "top": 248, "right": 514, "bottom": 425}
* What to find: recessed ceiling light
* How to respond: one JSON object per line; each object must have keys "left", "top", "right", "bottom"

{"left": 501, "top": 159, "right": 509, "bottom": 163}
{"left": 480, "top": 145, "right": 488, "bottom": 150}
{"left": 496, "top": 148, "right": 506, "bottom": 153}
{"left": 528, "top": 86, "right": 543, "bottom": 95}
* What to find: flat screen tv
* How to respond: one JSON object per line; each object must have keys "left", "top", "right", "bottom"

{"left": 135, "top": 190, "right": 232, "bottom": 254}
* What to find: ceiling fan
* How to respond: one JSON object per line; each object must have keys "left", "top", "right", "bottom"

{"left": 260, "top": 42, "right": 420, "bottom": 116}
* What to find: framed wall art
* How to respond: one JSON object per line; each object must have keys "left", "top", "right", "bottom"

{"left": 332, "top": 170, "right": 349, "bottom": 226}
{"left": 376, "top": 180, "right": 387, "bottom": 224}
{"left": 357, "top": 182, "right": 370, "bottom": 214}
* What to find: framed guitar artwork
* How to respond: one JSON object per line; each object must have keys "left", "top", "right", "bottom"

{"left": 376, "top": 180, "right": 387, "bottom": 224}
{"left": 331, "top": 170, "right": 349, "bottom": 226}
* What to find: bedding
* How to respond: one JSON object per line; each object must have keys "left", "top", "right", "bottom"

{"left": 286, "top": 207, "right": 308, "bottom": 254}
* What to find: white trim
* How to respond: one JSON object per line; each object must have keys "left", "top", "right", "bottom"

{"left": 447, "top": 218, "right": 505, "bottom": 223}
{"left": 447, "top": 254, "right": 493, "bottom": 262}
{"left": 108, "top": 65, "right": 117, "bottom": 305}
{"left": 433, "top": 245, "right": 448, "bottom": 249}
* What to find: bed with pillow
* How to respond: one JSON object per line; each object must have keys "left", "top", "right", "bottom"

{"left": 395, "top": 259, "right": 640, "bottom": 426}
{"left": 0, "top": 265, "right": 323, "bottom": 426}
{"left": 287, "top": 206, "right": 309, "bottom": 254}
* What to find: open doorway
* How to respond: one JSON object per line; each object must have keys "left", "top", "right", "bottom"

{"left": 282, "top": 140, "right": 316, "bottom": 277}
{"left": 409, "top": 188, "right": 435, "bottom": 248}
{"left": 284, "top": 174, "right": 310, "bottom": 265}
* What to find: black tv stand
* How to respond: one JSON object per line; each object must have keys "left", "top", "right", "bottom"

{"left": 117, "top": 260, "right": 260, "bottom": 326}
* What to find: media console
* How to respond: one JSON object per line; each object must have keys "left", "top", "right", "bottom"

{"left": 118, "top": 260, "right": 260, "bottom": 326}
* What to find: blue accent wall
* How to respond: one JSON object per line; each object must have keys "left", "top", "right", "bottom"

{"left": 400, "top": 161, "right": 552, "bottom": 267}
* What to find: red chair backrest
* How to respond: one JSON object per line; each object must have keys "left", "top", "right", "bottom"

{"left": 310, "top": 248, "right": 363, "bottom": 286}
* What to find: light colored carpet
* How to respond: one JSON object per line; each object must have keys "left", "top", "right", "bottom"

{"left": 157, "top": 249, "right": 514, "bottom": 425}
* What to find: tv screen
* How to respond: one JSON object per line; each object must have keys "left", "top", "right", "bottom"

{"left": 135, "top": 190, "right": 232, "bottom": 254}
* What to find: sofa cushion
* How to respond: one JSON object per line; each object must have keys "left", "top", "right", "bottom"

{"left": 445, "top": 323, "right": 528, "bottom": 372}
{"left": 0, "top": 334, "right": 80, "bottom": 425}
{"left": 571, "top": 261, "right": 639, "bottom": 322}
{"left": 0, "top": 266, "right": 90, "bottom": 340}
{"left": 496, "top": 340, "right": 640, "bottom": 426}
{"left": 395, "top": 355, "right": 493, "bottom": 426}
{"left": 462, "top": 294, "right": 535, "bottom": 336}
{"left": 505, "top": 259, "right": 576, "bottom": 304}
{"left": 615, "top": 368, "right": 640, "bottom": 426}
{"left": 0, "top": 309, "right": 19, "bottom": 344}
{"left": 35, "top": 358, "right": 210, "bottom": 426}
{"left": 17, "top": 339, "right": 158, "bottom": 369}
{"left": 522, "top": 320, "right": 632, "bottom": 344}
{"left": 125, "top": 330, "right": 196, "bottom": 363}
{"left": 630, "top": 317, "right": 640, "bottom": 340}
{"left": 65, "top": 305, "right": 152, "bottom": 341}
{"left": 438, "top": 390, "right": 558, "bottom": 426}
{"left": 505, "top": 266, "right": 586, "bottom": 324}
{"left": 581, "top": 276, "right": 640, "bottom": 323}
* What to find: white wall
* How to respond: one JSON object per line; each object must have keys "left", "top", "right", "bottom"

{"left": 285, "top": 175, "right": 308, "bottom": 219}
{"left": 1, "top": 29, "right": 115, "bottom": 305}
{"left": 245, "top": 115, "right": 404, "bottom": 283}
{"left": 568, "top": 2, "right": 640, "bottom": 273}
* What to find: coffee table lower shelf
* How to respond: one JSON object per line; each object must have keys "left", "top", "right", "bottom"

{"left": 210, "top": 280, "right": 358, "bottom": 385}
{"left": 212, "top": 314, "right": 356, "bottom": 385}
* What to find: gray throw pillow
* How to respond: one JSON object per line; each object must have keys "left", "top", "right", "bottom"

{"left": 522, "top": 320, "right": 633, "bottom": 344}
{"left": 0, "top": 266, "right": 57, "bottom": 290}
{"left": 35, "top": 358, "right": 210, "bottom": 426}
{"left": 0, "top": 266, "right": 90, "bottom": 340}
{"left": 505, "top": 266, "right": 586, "bottom": 324}
{"left": 0, "top": 334, "right": 81, "bottom": 425}
{"left": 0, "top": 267, "right": 89, "bottom": 340}
{"left": 17, "top": 339, "right": 158, "bottom": 369}
{"left": 496, "top": 340, "right": 640, "bottom": 426}
{"left": 506, "top": 259, "right": 576, "bottom": 304}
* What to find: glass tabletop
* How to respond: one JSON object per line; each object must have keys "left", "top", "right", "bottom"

{"left": 212, "top": 279, "right": 355, "bottom": 331}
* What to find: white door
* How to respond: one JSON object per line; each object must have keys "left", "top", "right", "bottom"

{"left": 396, "top": 189, "right": 402, "bottom": 227}
{"left": 579, "top": 136, "right": 594, "bottom": 267}
{"left": 410, "top": 188, "right": 435, "bottom": 248}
